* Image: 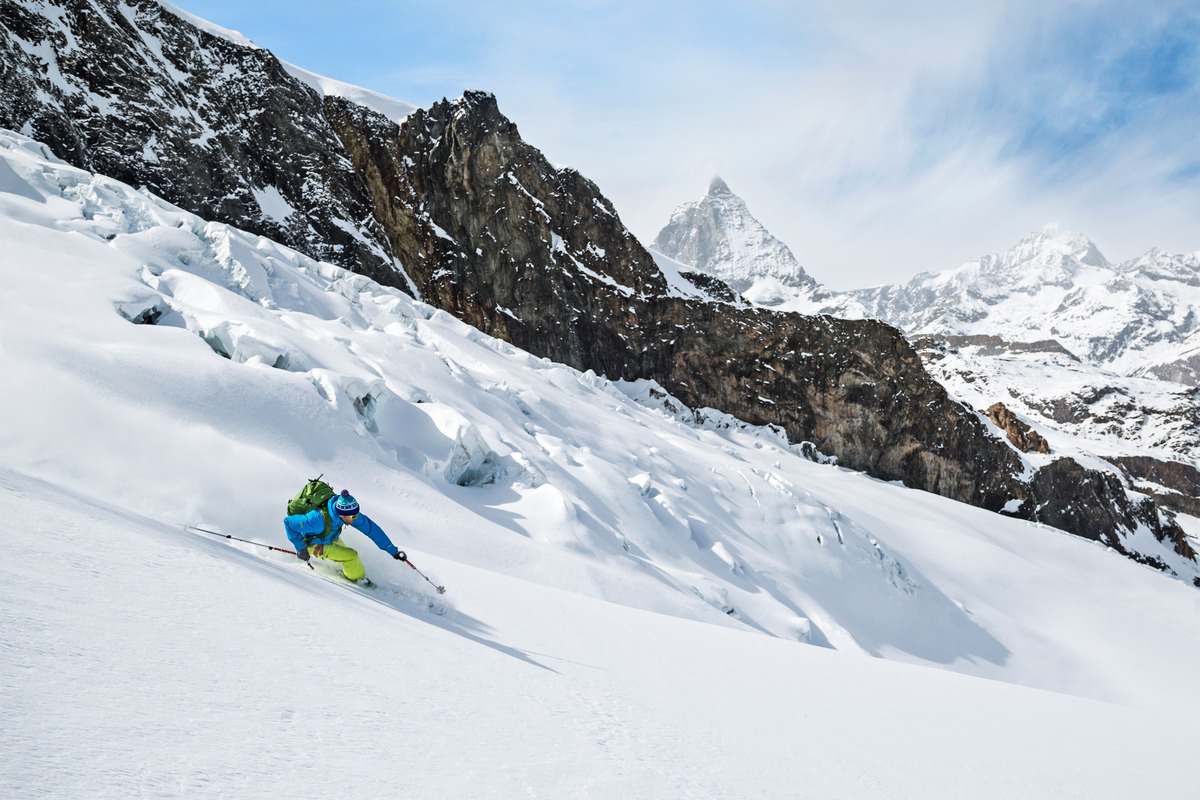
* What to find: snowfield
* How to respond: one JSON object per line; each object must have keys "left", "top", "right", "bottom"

{"left": 918, "top": 339, "right": 1200, "bottom": 463}
{"left": 2, "top": 129, "right": 1199, "bottom": 797}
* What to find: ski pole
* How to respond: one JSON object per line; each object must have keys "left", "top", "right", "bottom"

{"left": 187, "top": 525, "right": 314, "bottom": 570}
{"left": 402, "top": 557, "right": 446, "bottom": 594}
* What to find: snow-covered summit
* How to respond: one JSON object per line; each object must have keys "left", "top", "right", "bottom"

{"left": 840, "top": 226, "right": 1200, "bottom": 382}
{"left": 841, "top": 225, "right": 1119, "bottom": 335}
{"left": 707, "top": 174, "right": 734, "bottom": 196}
{"left": 972, "top": 224, "right": 1111, "bottom": 287}
{"left": 651, "top": 175, "right": 819, "bottom": 304}
{"left": 1121, "top": 246, "right": 1200, "bottom": 286}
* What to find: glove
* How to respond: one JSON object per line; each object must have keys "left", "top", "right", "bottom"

{"left": 393, "top": 550, "right": 407, "bottom": 562}
{"left": 296, "top": 547, "right": 310, "bottom": 562}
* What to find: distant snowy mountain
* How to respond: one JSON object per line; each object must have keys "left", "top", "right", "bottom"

{"left": 654, "top": 185, "right": 1200, "bottom": 390}
{"left": 840, "top": 226, "right": 1200, "bottom": 386}
{"left": 916, "top": 336, "right": 1199, "bottom": 463}
{"left": 652, "top": 176, "right": 819, "bottom": 305}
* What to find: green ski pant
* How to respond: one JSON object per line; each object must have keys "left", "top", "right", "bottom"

{"left": 308, "top": 539, "right": 365, "bottom": 581}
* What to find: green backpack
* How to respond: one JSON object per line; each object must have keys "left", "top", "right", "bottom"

{"left": 287, "top": 476, "right": 336, "bottom": 535}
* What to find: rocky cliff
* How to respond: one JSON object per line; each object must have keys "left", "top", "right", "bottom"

{"left": 327, "top": 93, "right": 1027, "bottom": 506}
{"left": 0, "top": 0, "right": 398, "bottom": 283}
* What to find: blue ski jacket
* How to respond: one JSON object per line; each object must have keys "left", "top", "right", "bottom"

{"left": 283, "top": 497, "right": 400, "bottom": 557}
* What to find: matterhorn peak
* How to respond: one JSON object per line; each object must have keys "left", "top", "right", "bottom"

{"left": 708, "top": 175, "right": 733, "bottom": 197}
{"left": 653, "top": 177, "right": 818, "bottom": 299}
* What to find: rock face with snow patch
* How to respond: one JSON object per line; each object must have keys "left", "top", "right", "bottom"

{"left": 1113, "top": 456, "right": 1200, "bottom": 519}
{"left": 0, "top": 0, "right": 396, "bottom": 280}
{"left": 1025, "top": 458, "right": 1196, "bottom": 572}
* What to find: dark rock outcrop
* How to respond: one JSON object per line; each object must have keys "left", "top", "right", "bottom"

{"left": 0, "top": 0, "right": 396, "bottom": 280}
{"left": 913, "top": 334, "right": 1080, "bottom": 361}
{"left": 986, "top": 402, "right": 1051, "bottom": 454}
{"left": 1022, "top": 459, "right": 1197, "bottom": 565}
{"left": 678, "top": 271, "right": 744, "bottom": 304}
{"left": 1114, "top": 456, "right": 1200, "bottom": 518}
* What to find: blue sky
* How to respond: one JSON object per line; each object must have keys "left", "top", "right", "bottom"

{"left": 175, "top": 0, "right": 1200, "bottom": 288}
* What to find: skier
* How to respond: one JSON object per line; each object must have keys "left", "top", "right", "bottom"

{"left": 283, "top": 484, "right": 406, "bottom": 585}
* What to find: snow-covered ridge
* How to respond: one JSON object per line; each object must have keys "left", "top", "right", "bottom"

{"left": 158, "top": 0, "right": 259, "bottom": 48}
{"left": 281, "top": 60, "right": 416, "bottom": 124}
{"left": 157, "top": 1, "right": 416, "bottom": 123}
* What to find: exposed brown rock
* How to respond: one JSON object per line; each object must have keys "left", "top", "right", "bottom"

{"left": 986, "top": 402, "right": 1051, "bottom": 454}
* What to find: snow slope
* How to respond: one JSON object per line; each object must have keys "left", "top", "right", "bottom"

{"left": 4, "top": 469, "right": 1196, "bottom": 800}
{"left": 2, "top": 130, "right": 1199, "bottom": 795}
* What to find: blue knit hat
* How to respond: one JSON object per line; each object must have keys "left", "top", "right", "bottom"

{"left": 333, "top": 489, "right": 360, "bottom": 516}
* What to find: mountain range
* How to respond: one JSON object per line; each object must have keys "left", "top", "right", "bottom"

{"left": 654, "top": 178, "right": 1200, "bottom": 388}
